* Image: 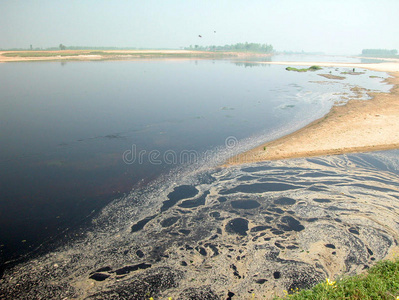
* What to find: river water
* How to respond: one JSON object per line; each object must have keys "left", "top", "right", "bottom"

{"left": 0, "top": 57, "right": 392, "bottom": 272}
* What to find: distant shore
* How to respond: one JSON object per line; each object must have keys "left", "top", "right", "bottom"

{"left": 0, "top": 49, "right": 272, "bottom": 62}
{"left": 227, "top": 61, "right": 399, "bottom": 165}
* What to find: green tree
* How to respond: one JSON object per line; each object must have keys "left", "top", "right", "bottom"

{"left": 361, "top": 48, "right": 398, "bottom": 57}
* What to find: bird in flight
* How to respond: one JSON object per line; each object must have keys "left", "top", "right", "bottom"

{"left": 198, "top": 35, "right": 202, "bottom": 38}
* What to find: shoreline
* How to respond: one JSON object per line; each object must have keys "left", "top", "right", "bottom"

{"left": 258, "top": 60, "right": 399, "bottom": 72}
{"left": 227, "top": 63, "right": 399, "bottom": 165}
{"left": 0, "top": 49, "right": 272, "bottom": 63}
{"left": 2, "top": 52, "right": 398, "bottom": 164}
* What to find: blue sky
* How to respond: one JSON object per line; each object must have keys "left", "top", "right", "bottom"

{"left": 1, "top": 0, "right": 398, "bottom": 54}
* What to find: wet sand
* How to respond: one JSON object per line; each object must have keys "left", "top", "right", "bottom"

{"left": 227, "top": 62, "right": 399, "bottom": 165}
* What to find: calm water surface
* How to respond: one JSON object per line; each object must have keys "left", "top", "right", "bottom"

{"left": 0, "top": 58, "right": 391, "bottom": 266}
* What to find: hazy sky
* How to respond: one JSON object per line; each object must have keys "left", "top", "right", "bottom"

{"left": 1, "top": 0, "right": 398, "bottom": 54}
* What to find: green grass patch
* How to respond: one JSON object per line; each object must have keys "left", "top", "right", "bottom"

{"left": 286, "top": 67, "right": 309, "bottom": 72}
{"left": 286, "top": 65, "right": 322, "bottom": 72}
{"left": 274, "top": 259, "right": 399, "bottom": 299}
{"left": 308, "top": 65, "right": 322, "bottom": 70}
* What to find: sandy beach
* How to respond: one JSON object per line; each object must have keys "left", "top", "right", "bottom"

{"left": 227, "top": 61, "right": 399, "bottom": 165}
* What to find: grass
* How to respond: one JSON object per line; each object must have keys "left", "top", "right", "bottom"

{"left": 308, "top": 65, "right": 322, "bottom": 71}
{"left": 274, "top": 259, "right": 399, "bottom": 299}
{"left": 286, "top": 66, "right": 322, "bottom": 72}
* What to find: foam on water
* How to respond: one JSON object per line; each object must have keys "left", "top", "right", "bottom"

{"left": 2, "top": 149, "right": 399, "bottom": 299}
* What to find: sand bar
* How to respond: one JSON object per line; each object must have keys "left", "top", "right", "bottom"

{"left": 0, "top": 50, "right": 271, "bottom": 62}
{"left": 227, "top": 61, "right": 399, "bottom": 165}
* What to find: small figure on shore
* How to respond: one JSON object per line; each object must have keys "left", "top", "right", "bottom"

{"left": 353, "top": 68, "right": 355, "bottom": 72}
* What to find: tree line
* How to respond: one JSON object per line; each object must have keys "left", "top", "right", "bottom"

{"left": 185, "top": 42, "right": 274, "bottom": 53}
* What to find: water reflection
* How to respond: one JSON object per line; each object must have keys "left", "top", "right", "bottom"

{"left": 233, "top": 61, "right": 271, "bottom": 68}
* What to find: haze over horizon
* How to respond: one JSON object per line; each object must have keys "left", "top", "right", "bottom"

{"left": 1, "top": 0, "right": 398, "bottom": 55}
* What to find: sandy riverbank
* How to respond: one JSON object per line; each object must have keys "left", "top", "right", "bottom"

{"left": 0, "top": 50, "right": 272, "bottom": 62}
{"left": 0, "top": 50, "right": 209, "bottom": 62}
{"left": 227, "top": 61, "right": 399, "bottom": 165}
